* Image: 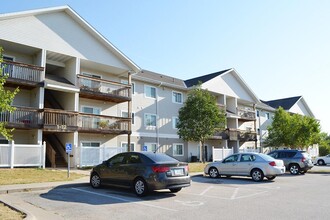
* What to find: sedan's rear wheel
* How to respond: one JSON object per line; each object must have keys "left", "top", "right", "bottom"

{"left": 170, "top": 188, "right": 182, "bottom": 193}
{"left": 90, "top": 173, "right": 101, "bottom": 188}
{"left": 134, "top": 178, "right": 148, "bottom": 197}
{"left": 208, "top": 167, "right": 219, "bottom": 178}
{"left": 289, "top": 164, "right": 300, "bottom": 175}
{"left": 251, "top": 169, "right": 264, "bottom": 182}
{"left": 266, "top": 176, "right": 276, "bottom": 180}
{"left": 317, "top": 160, "right": 325, "bottom": 166}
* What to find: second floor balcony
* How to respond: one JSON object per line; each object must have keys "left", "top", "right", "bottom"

{"left": 78, "top": 75, "right": 131, "bottom": 103}
{"left": 211, "top": 128, "right": 257, "bottom": 142}
{"left": 0, "top": 106, "right": 43, "bottom": 129}
{"left": 1, "top": 60, "right": 44, "bottom": 88}
{"left": 78, "top": 113, "right": 130, "bottom": 134}
{"left": 43, "top": 109, "right": 78, "bottom": 132}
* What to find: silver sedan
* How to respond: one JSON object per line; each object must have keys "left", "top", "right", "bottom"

{"left": 204, "top": 152, "right": 286, "bottom": 182}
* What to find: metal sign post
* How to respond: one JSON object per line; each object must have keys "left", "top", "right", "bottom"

{"left": 65, "top": 143, "right": 72, "bottom": 178}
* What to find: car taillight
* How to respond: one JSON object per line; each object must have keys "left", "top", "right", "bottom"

{"left": 269, "top": 161, "right": 276, "bottom": 166}
{"left": 185, "top": 165, "right": 189, "bottom": 173}
{"left": 152, "top": 166, "right": 170, "bottom": 173}
{"left": 301, "top": 157, "right": 306, "bottom": 162}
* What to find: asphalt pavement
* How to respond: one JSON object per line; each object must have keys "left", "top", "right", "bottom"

{"left": 0, "top": 166, "right": 329, "bottom": 220}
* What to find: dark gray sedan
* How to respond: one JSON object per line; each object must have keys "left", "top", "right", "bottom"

{"left": 90, "top": 152, "right": 191, "bottom": 196}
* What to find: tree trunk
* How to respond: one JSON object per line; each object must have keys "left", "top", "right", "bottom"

{"left": 201, "top": 140, "right": 205, "bottom": 163}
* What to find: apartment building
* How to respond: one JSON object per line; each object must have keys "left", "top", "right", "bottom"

{"left": 0, "top": 6, "right": 317, "bottom": 167}
{"left": 0, "top": 6, "right": 139, "bottom": 167}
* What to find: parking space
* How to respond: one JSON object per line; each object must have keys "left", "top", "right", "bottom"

{"left": 6, "top": 173, "right": 330, "bottom": 220}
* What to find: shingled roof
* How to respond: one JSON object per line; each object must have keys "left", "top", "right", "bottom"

{"left": 184, "top": 69, "right": 231, "bottom": 87}
{"left": 262, "top": 96, "right": 302, "bottom": 110}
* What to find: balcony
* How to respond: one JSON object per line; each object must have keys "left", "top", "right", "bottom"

{"left": 238, "top": 130, "right": 257, "bottom": 142}
{"left": 0, "top": 106, "right": 43, "bottom": 129}
{"left": 78, "top": 113, "right": 130, "bottom": 134}
{"left": 43, "top": 109, "right": 78, "bottom": 132}
{"left": 78, "top": 75, "right": 131, "bottom": 103}
{"left": 1, "top": 60, "right": 44, "bottom": 88}
{"left": 237, "top": 107, "right": 256, "bottom": 121}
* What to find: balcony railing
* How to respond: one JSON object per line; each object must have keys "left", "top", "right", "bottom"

{"left": 237, "top": 107, "right": 256, "bottom": 121}
{"left": 78, "top": 113, "right": 130, "bottom": 134}
{"left": 1, "top": 60, "right": 43, "bottom": 83}
{"left": 238, "top": 130, "right": 257, "bottom": 142}
{"left": 43, "top": 109, "right": 78, "bottom": 132}
{"left": 0, "top": 106, "right": 43, "bottom": 128}
{"left": 78, "top": 75, "right": 131, "bottom": 102}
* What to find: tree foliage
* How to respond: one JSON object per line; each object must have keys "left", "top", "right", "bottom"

{"left": 318, "top": 132, "right": 330, "bottom": 156}
{"left": 0, "top": 47, "right": 19, "bottom": 140}
{"left": 177, "top": 85, "right": 226, "bottom": 162}
{"left": 265, "top": 107, "right": 321, "bottom": 149}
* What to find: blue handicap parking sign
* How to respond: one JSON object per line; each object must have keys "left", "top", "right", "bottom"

{"left": 143, "top": 145, "right": 147, "bottom": 151}
{"left": 66, "top": 143, "right": 72, "bottom": 153}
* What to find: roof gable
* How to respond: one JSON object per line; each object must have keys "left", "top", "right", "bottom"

{"left": 184, "top": 69, "right": 230, "bottom": 87}
{"left": 0, "top": 6, "right": 140, "bottom": 72}
{"left": 185, "top": 69, "right": 260, "bottom": 103}
{"left": 262, "top": 96, "right": 314, "bottom": 117}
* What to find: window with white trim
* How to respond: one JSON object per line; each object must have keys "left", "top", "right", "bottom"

{"left": 81, "top": 142, "right": 100, "bottom": 147}
{"left": 143, "top": 143, "right": 157, "bottom": 152}
{"left": 121, "top": 142, "right": 135, "bottom": 151}
{"left": 266, "top": 113, "right": 270, "bottom": 120}
{"left": 144, "top": 113, "right": 157, "bottom": 127}
{"left": 145, "top": 85, "right": 156, "bottom": 98}
{"left": 172, "top": 117, "right": 179, "bottom": 129}
{"left": 172, "top": 91, "right": 183, "bottom": 104}
{"left": 173, "top": 143, "right": 184, "bottom": 156}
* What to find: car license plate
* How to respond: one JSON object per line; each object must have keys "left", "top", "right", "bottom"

{"left": 173, "top": 168, "right": 184, "bottom": 176}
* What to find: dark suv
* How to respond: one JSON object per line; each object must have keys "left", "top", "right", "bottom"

{"left": 268, "top": 150, "right": 313, "bottom": 175}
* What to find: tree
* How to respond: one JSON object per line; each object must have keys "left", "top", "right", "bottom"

{"left": 177, "top": 85, "right": 226, "bottom": 163}
{"left": 265, "top": 107, "right": 321, "bottom": 149}
{"left": 318, "top": 132, "right": 330, "bottom": 156}
{"left": 0, "top": 47, "right": 19, "bottom": 140}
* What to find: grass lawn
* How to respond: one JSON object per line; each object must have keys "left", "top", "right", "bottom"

{"left": 188, "top": 162, "right": 208, "bottom": 173}
{"left": 0, "top": 168, "right": 87, "bottom": 185}
{"left": 0, "top": 202, "right": 25, "bottom": 220}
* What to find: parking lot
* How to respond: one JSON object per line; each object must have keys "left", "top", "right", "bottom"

{"left": 4, "top": 170, "right": 330, "bottom": 220}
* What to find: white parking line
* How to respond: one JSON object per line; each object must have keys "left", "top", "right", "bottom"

{"left": 199, "top": 186, "right": 213, "bottom": 196}
{"left": 230, "top": 188, "right": 239, "bottom": 200}
{"left": 71, "top": 187, "right": 177, "bottom": 212}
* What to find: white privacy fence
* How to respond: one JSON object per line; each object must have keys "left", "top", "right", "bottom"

{"left": 0, "top": 141, "right": 46, "bottom": 168}
{"left": 212, "top": 147, "right": 234, "bottom": 162}
{"left": 79, "top": 146, "right": 127, "bottom": 167}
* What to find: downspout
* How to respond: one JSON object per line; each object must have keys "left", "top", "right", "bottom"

{"left": 155, "top": 82, "right": 163, "bottom": 152}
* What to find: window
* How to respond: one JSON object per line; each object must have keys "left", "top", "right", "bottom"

{"left": 143, "top": 143, "right": 157, "bottom": 152}
{"left": 240, "top": 154, "right": 256, "bottom": 162}
{"left": 172, "top": 117, "right": 179, "bottom": 129}
{"left": 1, "top": 55, "right": 14, "bottom": 76}
{"left": 266, "top": 113, "right": 270, "bottom": 120}
{"left": 144, "top": 113, "right": 157, "bottom": 127}
{"left": 172, "top": 91, "right": 183, "bottom": 104}
{"left": 81, "top": 142, "right": 100, "bottom": 147}
{"left": 145, "top": 85, "right": 156, "bottom": 98}
{"left": 122, "top": 111, "right": 135, "bottom": 125}
{"left": 126, "top": 154, "right": 141, "bottom": 164}
{"left": 224, "top": 154, "right": 239, "bottom": 163}
{"left": 81, "top": 106, "right": 101, "bottom": 128}
{"left": 173, "top": 143, "right": 184, "bottom": 156}
{"left": 121, "top": 142, "right": 135, "bottom": 151}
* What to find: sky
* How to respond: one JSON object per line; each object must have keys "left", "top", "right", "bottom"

{"left": 1, "top": 0, "right": 329, "bottom": 134}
